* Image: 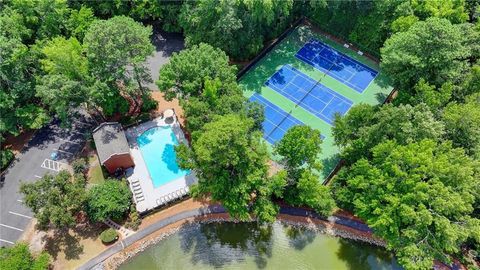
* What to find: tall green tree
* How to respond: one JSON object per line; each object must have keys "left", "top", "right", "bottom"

{"left": 0, "top": 243, "right": 50, "bottom": 270}
{"left": 86, "top": 180, "right": 132, "bottom": 223}
{"left": 176, "top": 114, "right": 285, "bottom": 222}
{"left": 442, "top": 93, "right": 480, "bottom": 158}
{"left": 274, "top": 126, "right": 335, "bottom": 217}
{"left": 381, "top": 17, "right": 478, "bottom": 91}
{"left": 20, "top": 171, "right": 87, "bottom": 230}
{"left": 332, "top": 103, "right": 444, "bottom": 164}
{"left": 179, "top": 0, "right": 294, "bottom": 59}
{"left": 334, "top": 139, "right": 480, "bottom": 269}
{"left": 156, "top": 43, "right": 237, "bottom": 100}
{"left": 83, "top": 16, "right": 154, "bottom": 110}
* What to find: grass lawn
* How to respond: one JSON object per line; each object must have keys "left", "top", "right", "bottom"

{"left": 87, "top": 155, "right": 105, "bottom": 185}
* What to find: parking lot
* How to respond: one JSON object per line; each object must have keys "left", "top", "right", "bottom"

{"left": 0, "top": 112, "right": 96, "bottom": 247}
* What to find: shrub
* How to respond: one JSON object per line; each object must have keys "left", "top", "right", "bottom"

{"left": 72, "top": 158, "right": 87, "bottom": 174}
{"left": 1, "top": 149, "right": 14, "bottom": 170}
{"left": 125, "top": 206, "right": 141, "bottom": 231}
{"left": 100, "top": 228, "right": 118, "bottom": 244}
{"left": 141, "top": 94, "right": 157, "bottom": 112}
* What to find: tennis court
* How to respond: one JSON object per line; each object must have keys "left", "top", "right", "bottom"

{"left": 296, "top": 39, "right": 378, "bottom": 93}
{"left": 265, "top": 65, "right": 353, "bottom": 125}
{"left": 249, "top": 93, "right": 304, "bottom": 144}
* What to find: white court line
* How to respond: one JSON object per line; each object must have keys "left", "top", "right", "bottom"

{"left": 59, "top": 138, "right": 81, "bottom": 144}
{"left": 0, "top": 224, "right": 23, "bottom": 231}
{"left": 54, "top": 148, "right": 73, "bottom": 155}
{"left": 34, "top": 175, "right": 41, "bottom": 178}
{"left": 0, "top": 239, "right": 14, "bottom": 244}
{"left": 9, "top": 211, "right": 32, "bottom": 219}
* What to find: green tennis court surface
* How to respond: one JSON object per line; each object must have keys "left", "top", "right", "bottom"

{"left": 239, "top": 24, "right": 393, "bottom": 179}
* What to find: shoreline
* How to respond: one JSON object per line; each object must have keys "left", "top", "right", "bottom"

{"left": 102, "top": 212, "right": 386, "bottom": 270}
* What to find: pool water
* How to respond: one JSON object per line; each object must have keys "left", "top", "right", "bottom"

{"left": 136, "top": 126, "right": 189, "bottom": 188}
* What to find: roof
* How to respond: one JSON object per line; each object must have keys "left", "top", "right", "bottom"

{"left": 92, "top": 122, "right": 131, "bottom": 164}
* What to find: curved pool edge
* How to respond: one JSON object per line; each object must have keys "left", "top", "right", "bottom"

{"left": 78, "top": 203, "right": 387, "bottom": 270}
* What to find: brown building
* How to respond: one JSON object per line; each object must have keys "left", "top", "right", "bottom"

{"left": 92, "top": 122, "right": 134, "bottom": 174}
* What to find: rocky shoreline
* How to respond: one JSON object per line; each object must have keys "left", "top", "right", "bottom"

{"left": 102, "top": 216, "right": 387, "bottom": 270}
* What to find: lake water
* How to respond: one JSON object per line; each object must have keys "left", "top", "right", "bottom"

{"left": 120, "top": 222, "right": 401, "bottom": 270}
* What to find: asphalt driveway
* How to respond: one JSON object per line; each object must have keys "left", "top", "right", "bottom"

{"left": 0, "top": 112, "right": 95, "bottom": 247}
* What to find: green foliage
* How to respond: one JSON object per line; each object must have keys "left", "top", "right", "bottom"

{"left": 72, "top": 158, "right": 87, "bottom": 174}
{"left": 0, "top": 243, "right": 50, "bottom": 270}
{"left": 332, "top": 103, "right": 444, "bottom": 164}
{"left": 20, "top": 171, "right": 87, "bottom": 230}
{"left": 86, "top": 179, "right": 132, "bottom": 223}
{"left": 274, "top": 126, "right": 335, "bottom": 217}
{"left": 157, "top": 43, "right": 237, "bottom": 100}
{"left": 99, "top": 228, "right": 118, "bottom": 243}
{"left": 1, "top": 149, "right": 14, "bottom": 170}
{"left": 334, "top": 139, "right": 480, "bottom": 269}
{"left": 394, "top": 79, "right": 453, "bottom": 110}
{"left": 274, "top": 126, "right": 323, "bottom": 173}
{"left": 285, "top": 170, "right": 336, "bottom": 217}
{"left": 67, "top": 6, "right": 96, "bottom": 41}
{"left": 179, "top": 0, "right": 295, "bottom": 60}
{"left": 125, "top": 206, "right": 141, "bottom": 231}
{"left": 442, "top": 93, "right": 480, "bottom": 158}
{"left": 381, "top": 17, "right": 477, "bottom": 91}
{"left": 176, "top": 114, "right": 284, "bottom": 222}
{"left": 84, "top": 16, "right": 154, "bottom": 89}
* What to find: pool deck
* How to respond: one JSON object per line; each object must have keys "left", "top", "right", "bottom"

{"left": 125, "top": 115, "right": 197, "bottom": 213}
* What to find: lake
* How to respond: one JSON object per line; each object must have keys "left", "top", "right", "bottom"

{"left": 120, "top": 222, "right": 401, "bottom": 270}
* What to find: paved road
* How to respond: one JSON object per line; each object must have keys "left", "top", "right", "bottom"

{"left": 0, "top": 111, "right": 96, "bottom": 247}
{"left": 144, "top": 28, "right": 184, "bottom": 90}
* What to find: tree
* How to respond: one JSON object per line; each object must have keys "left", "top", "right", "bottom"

{"left": 39, "top": 37, "right": 88, "bottom": 80}
{"left": 394, "top": 79, "right": 454, "bottom": 110}
{"left": 67, "top": 5, "right": 96, "bottom": 41}
{"left": 381, "top": 17, "right": 478, "bottom": 91}
{"left": 334, "top": 139, "right": 480, "bottom": 269}
{"left": 332, "top": 103, "right": 444, "bottom": 164}
{"left": 274, "top": 125, "right": 323, "bottom": 174}
{"left": 156, "top": 43, "right": 237, "bottom": 100}
{"left": 274, "top": 126, "right": 336, "bottom": 217}
{"left": 0, "top": 243, "right": 50, "bottom": 270}
{"left": 86, "top": 180, "right": 132, "bottom": 223}
{"left": 442, "top": 93, "right": 480, "bottom": 158}
{"left": 176, "top": 114, "right": 284, "bottom": 222}
{"left": 83, "top": 16, "right": 154, "bottom": 110}
{"left": 20, "top": 171, "right": 87, "bottom": 230}
{"left": 179, "top": 0, "right": 294, "bottom": 60}
{"left": 287, "top": 170, "right": 336, "bottom": 217}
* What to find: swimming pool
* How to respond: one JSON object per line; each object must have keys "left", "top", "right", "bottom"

{"left": 136, "top": 126, "right": 189, "bottom": 188}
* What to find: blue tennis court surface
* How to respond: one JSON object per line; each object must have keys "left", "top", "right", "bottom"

{"left": 265, "top": 65, "right": 353, "bottom": 125}
{"left": 296, "top": 39, "right": 378, "bottom": 93}
{"left": 249, "top": 93, "right": 303, "bottom": 144}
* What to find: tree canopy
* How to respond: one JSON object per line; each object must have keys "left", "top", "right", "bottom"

{"left": 156, "top": 43, "right": 237, "bottom": 100}
{"left": 86, "top": 179, "right": 132, "bottom": 223}
{"left": 0, "top": 243, "right": 50, "bottom": 270}
{"left": 334, "top": 139, "right": 480, "bottom": 269}
{"left": 20, "top": 171, "right": 87, "bottom": 230}
{"left": 332, "top": 103, "right": 444, "bottom": 164}
{"left": 176, "top": 114, "right": 285, "bottom": 222}
{"left": 381, "top": 17, "right": 478, "bottom": 91}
